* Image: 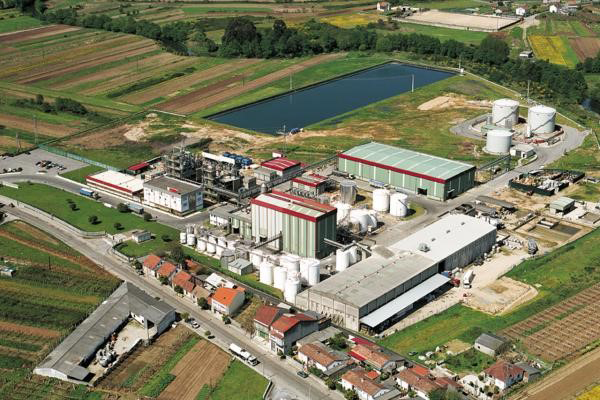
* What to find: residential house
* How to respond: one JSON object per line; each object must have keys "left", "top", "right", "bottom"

{"left": 204, "top": 272, "right": 234, "bottom": 290}
{"left": 191, "top": 285, "right": 210, "bottom": 304}
{"left": 484, "top": 360, "right": 525, "bottom": 391}
{"left": 172, "top": 270, "right": 195, "bottom": 298}
{"left": 156, "top": 262, "right": 177, "bottom": 283}
{"left": 0, "top": 266, "right": 15, "bottom": 277}
{"left": 269, "top": 313, "right": 318, "bottom": 355}
{"left": 341, "top": 368, "right": 392, "bottom": 400}
{"left": 143, "top": 254, "right": 162, "bottom": 277}
{"left": 515, "top": 6, "right": 527, "bottom": 15}
{"left": 376, "top": 1, "right": 390, "bottom": 12}
{"left": 349, "top": 342, "right": 402, "bottom": 372}
{"left": 254, "top": 305, "right": 285, "bottom": 341}
{"left": 474, "top": 333, "right": 509, "bottom": 357}
{"left": 395, "top": 367, "right": 460, "bottom": 400}
{"left": 211, "top": 287, "right": 245, "bottom": 316}
{"left": 549, "top": 4, "right": 558, "bottom": 12}
{"left": 298, "top": 342, "right": 349, "bottom": 373}
{"left": 515, "top": 362, "right": 541, "bottom": 383}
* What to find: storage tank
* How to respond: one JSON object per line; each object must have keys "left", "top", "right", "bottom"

{"left": 186, "top": 225, "right": 195, "bottom": 234}
{"left": 300, "top": 258, "right": 319, "bottom": 285}
{"left": 347, "top": 246, "right": 359, "bottom": 265}
{"left": 486, "top": 129, "right": 513, "bottom": 154}
{"left": 186, "top": 233, "right": 196, "bottom": 246}
{"left": 273, "top": 267, "right": 288, "bottom": 290}
{"left": 259, "top": 261, "right": 274, "bottom": 285}
{"left": 227, "top": 240, "right": 236, "bottom": 250}
{"left": 340, "top": 181, "right": 357, "bottom": 205}
{"left": 250, "top": 250, "right": 263, "bottom": 267}
{"left": 492, "top": 98, "right": 519, "bottom": 127}
{"left": 217, "top": 237, "right": 227, "bottom": 248}
{"left": 221, "top": 249, "right": 235, "bottom": 268}
{"left": 281, "top": 254, "right": 300, "bottom": 274}
{"left": 366, "top": 210, "right": 378, "bottom": 230}
{"left": 372, "top": 189, "right": 390, "bottom": 212}
{"left": 308, "top": 262, "right": 320, "bottom": 286}
{"left": 390, "top": 193, "right": 409, "bottom": 217}
{"left": 349, "top": 209, "right": 370, "bottom": 233}
{"left": 179, "top": 232, "right": 187, "bottom": 244}
{"left": 528, "top": 105, "right": 556, "bottom": 134}
{"left": 335, "top": 203, "right": 352, "bottom": 223}
{"left": 336, "top": 249, "right": 349, "bottom": 272}
{"left": 197, "top": 238, "right": 207, "bottom": 252}
{"left": 206, "top": 240, "right": 216, "bottom": 254}
{"left": 284, "top": 272, "right": 301, "bottom": 303}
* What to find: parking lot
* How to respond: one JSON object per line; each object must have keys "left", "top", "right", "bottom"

{"left": 0, "top": 149, "right": 87, "bottom": 175}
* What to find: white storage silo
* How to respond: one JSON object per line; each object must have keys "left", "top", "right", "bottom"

{"left": 299, "top": 258, "right": 313, "bottom": 284}
{"left": 336, "top": 249, "right": 349, "bottom": 272}
{"left": 259, "top": 261, "right": 274, "bottom": 285}
{"left": 281, "top": 254, "right": 300, "bottom": 274}
{"left": 347, "top": 246, "right": 359, "bottom": 265}
{"left": 250, "top": 250, "right": 263, "bottom": 266}
{"left": 179, "top": 232, "right": 187, "bottom": 244}
{"left": 366, "top": 210, "right": 378, "bottom": 229}
{"left": 390, "top": 193, "right": 409, "bottom": 217}
{"left": 492, "top": 98, "right": 519, "bottom": 127}
{"left": 528, "top": 105, "right": 556, "bottom": 134}
{"left": 349, "top": 209, "right": 370, "bottom": 233}
{"left": 215, "top": 245, "right": 224, "bottom": 257}
{"left": 335, "top": 203, "right": 352, "bottom": 223}
{"left": 372, "top": 189, "right": 390, "bottom": 212}
{"left": 206, "top": 241, "right": 216, "bottom": 254}
{"left": 308, "top": 261, "right": 320, "bottom": 286}
{"left": 197, "top": 238, "right": 206, "bottom": 252}
{"left": 284, "top": 272, "right": 301, "bottom": 303}
{"left": 186, "top": 233, "right": 196, "bottom": 246}
{"left": 486, "top": 129, "right": 513, "bottom": 154}
{"left": 273, "top": 267, "right": 288, "bottom": 290}
{"left": 186, "top": 225, "right": 195, "bottom": 234}
{"left": 217, "top": 236, "right": 227, "bottom": 248}
{"left": 227, "top": 240, "right": 236, "bottom": 250}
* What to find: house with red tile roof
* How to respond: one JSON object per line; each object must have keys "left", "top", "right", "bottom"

{"left": 349, "top": 342, "right": 402, "bottom": 372}
{"left": 341, "top": 368, "right": 392, "bottom": 400}
{"left": 395, "top": 368, "right": 457, "bottom": 400}
{"left": 156, "top": 262, "right": 177, "bottom": 282}
{"left": 172, "top": 270, "right": 195, "bottom": 298}
{"left": 211, "top": 287, "right": 245, "bottom": 316}
{"left": 269, "top": 313, "right": 318, "bottom": 354}
{"left": 143, "top": 254, "right": 162, "bottom": 277}
{"left": 484, "top": 360, "right": 524, "bottom": 391}
{"left": 253, "top": 305, "right": 285, "bottom": 341}
{"left": 298, "top": 342, "right": 349, "bottom": 373}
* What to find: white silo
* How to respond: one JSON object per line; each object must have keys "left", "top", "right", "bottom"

{"left": 492, "top": 98, "right": 519, "bottom": 127}
{"left": 206, "top": 240, "right": 216, "bottom": 254}
{"left": 227, "top": 240, "right": 236, "bottom": 250}
{"left": 186, "top": 233, "right": 196, "bottom": 246}
{"left": 217, "top": 236, "right": 227, "bottom": 248}
{"left": 273, "top": 267, "right": 287, "bottom": 290}
{"left": 196, "top": 238, "right": 206, "bottom": 252}
{"left": 215, "top": 245, "right": 224, "bottom": 257}
{"left": 281, "top": 254, "right": 300, "bottom": 274}
{"left": 307, "top": 261, "right": 320, "bottom": 286}
{"left": 299, "top": 258, "right": 314, "bottom": 284}
{"left": 347, "top": 246, "right": 359, "bottom": 265}
{"left": 340, "top": 180, "right": 358, "bottom": 205}
{"left": 250, "top": 249, "right": 263, "bottom": 267}
{"left": 372, "top": 189, "right": 390, "bottom": 212}
{"left": 335, "top": 203, "right": 352, "bottom": 223}
{"left": 179, "top": 232, "right": 187, "bottom": 244}
{"left": 259, "top": 261, "right": 274, "bottom": 285}
{"left": 528, "top": 105, "right": 556, "bottom": 134}
{"left": 486, "top": 129, "right": 513, "bottom": 154}
{"left": 336, "top": 249, "right": 349, "bottom": 272}
{"left": 366, "top": 210, "right": 378, "bottom": 229}
{"left": 390, "top": 193, "right": 409, "bottom": 217}
{"left": 284, "top": 272, "right": 301, "bottom": 303}
{"left": 349, "top": 209, "right": 370, "bottom": 233}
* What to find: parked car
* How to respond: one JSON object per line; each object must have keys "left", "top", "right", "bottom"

{"left": 297, "top": 371, "right": 308, "bottom": 378}
{"left": 189, "top": 319, "right": 200, "bottom": 329}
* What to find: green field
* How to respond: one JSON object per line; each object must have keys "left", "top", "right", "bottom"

{"left": 0, "top": 183, "right": 179, "bottom": 257}
{"left": 182, "top": 6, "right": 272, "bottom": 14}
{"left": 60, "top": 165, "right": 105, "bottom": 183}
{"left": 567, "top": 182, "right": 600, "bottom": 201}
{"left": 380, "top": 228, "right": 600, "bottom": 359}
{"left": 443, "top": 348, "right": 495, "bottom": 373}
{"left": 0, "top": 15, "right": 44, "bottom": 34}
{"left": 392, "top": 22, "right": 488, "bottom": 44}
{"left": 210, "top": 360, "right": 268, "bottom": 400}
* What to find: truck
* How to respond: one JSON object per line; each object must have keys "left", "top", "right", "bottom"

{"left": 462, "top": 270, "right": 474, "bottom": 289}
{"left": 127, "top": 203, "right": 144, "bottom": 214}
{"left": 79, "top": 188, "right": 98, "bottom": 199}
{"left": 229, "top": 343, "right": 258, "bottom": 366}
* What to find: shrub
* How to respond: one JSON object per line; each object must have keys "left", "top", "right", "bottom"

{"left": 88, "top": 215, "right": 98, "bottom": 224}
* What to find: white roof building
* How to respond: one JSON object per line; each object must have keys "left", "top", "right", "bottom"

{"left": 86, "top": 170, "right": 144, "bottom": 199}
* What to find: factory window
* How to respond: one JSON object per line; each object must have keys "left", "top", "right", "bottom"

{"left": 417, "top": 187, "right": 427, "bottom": 196}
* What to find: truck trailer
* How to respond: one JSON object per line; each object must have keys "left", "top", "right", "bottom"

{"left": 229, "top": 343, "right": 258, "bottom": 365}
{"left": 79, "top": 188, "right": 98, "bottom": 199}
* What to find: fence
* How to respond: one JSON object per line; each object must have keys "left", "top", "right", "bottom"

{"left": 38, "top": 144, "right": 121, "bottom": 171}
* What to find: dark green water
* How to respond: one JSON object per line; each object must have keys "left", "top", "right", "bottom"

{"left": 207, "top": 62, "right": 454, "bottom": 134}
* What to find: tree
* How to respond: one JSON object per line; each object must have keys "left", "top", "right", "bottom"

{"left": 344, "top": 390, "right": 358, "bottom": 400}
{"left": 88, "top": 215, "right": 98, "bottom": 225}
{"left": 328, "top": 332, "right": 348, "bottom": 350}
{"left": 161, "top": 234, "right": 171, "bottom": 242}
{"left": 325, "top": 378, "right": 336, "bottom": 390}
{"left": 143, "top": 212, "right": 152, "bottom": 221}
{"left": 114, "top": 222, "right": 122, "bottom": 230}
{"left": 35, "top": 94, "right": 44, "bottom": 105}
{"left": 181, "top": 312, "right": 189, "bottom": 321}
{"left": 174, "top": 285, "right": 183, "bottom": 295}
{"left": 132, "top": 260, "right": 142, "bottom": 271}
{"left": 117, "top": 203, "right": 129, "bottom": 213}
{"left": 159, "top": 276, "right": 169, "bottom": 285}
{"left": 69, "top": 203, "right": 77, "bottom": 211}
{"left": 197, "top": 297, "right": 209, "bottom": 309}
{"left": 170, "top": 244, "right": 186, "bottom": 265}
{"left": 222, "top": 315, "right": 231, "bottom": 324}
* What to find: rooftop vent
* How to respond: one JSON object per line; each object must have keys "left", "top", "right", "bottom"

{"left": 418, "top": 243, "right": 430, "bottom": 252}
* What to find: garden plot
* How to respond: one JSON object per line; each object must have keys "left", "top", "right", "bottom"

{"left": 570, "top": 37, "right": 600, "bottom": 61}
{"left": 0, "top": 24, "right": 80, "bottom": 44}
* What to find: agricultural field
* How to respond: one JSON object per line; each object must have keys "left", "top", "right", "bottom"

{"left": 0, "top": 220, "right": 119, "bottom": 400}
{"left": 319, "top": 13, "right": 381, "bottom": 28}
{"left": 0, "top": 13, "right": 44, "bottom": 34}
{"left": 577, "top": 386, "right": 600, "bottom": 400}
{"left": 379, "top": 227, "right": 600, "bottom": 361}
{"left": 391, "top": 22, "right": 489, "bottom": 45}
{"left": 529, "top": 35, "right": 579, "bottom": 68}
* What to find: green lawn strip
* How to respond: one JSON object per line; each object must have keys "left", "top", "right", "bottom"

{"left": 0, "top": 16, "right": 44, "bottom": 34}
{"left": 560, "top": 35, "right": 581, "bottom": 67}
{"left": 138, "top": 336, "right": 200, "bottom": 397}
{"left": 0, "top": 103, "right": 90, "bottom": 128}
{"left": 182, "top": 6, "right": 272, "bottom": 13}
{"left": 195, "top": 385, "right": 212, "bottom": 400}
{"left": 390, "top": 23, "right": 487, "bottom": 45}
{"left": 60, "top": 165, "right": 105, "bottom": 184}
{"left": 380, "top": 228, "right": 600, "bottom": 358}
{"left": 122, "top": 365, "right": 149, "bottom": 388}
{"left": 568, "top": 182, "right": 600, "bottom": 202}
{"left": 210, "top": 360, "right": 268, "bottom": 400}
{"left": 0, "top": 338, "right": 42, "bottom": 352}
{"left": 54, "top": 143, "right": 156, "bottom": 169}
{"left": 443, "top": 348, "right": 495, "bottom": 374}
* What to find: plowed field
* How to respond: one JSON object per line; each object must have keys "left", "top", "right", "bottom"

{"left": 0, "top": 25, "right": 80, "bottom": 44}
{"left": 570, "top": 37, "right": 600, "bottom": 61}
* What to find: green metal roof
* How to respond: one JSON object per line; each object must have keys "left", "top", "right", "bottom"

{"left": 340, "top": 142, "right": 474, "bottom": 181}
{"left": 550, "top": 196, "right": 575, "bottom": 210}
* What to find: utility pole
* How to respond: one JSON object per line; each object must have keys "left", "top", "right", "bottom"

{"left": 527, "top": 80, "right": 530, "bottom": 103}
{"left": 289, "top": 74, "right": 293, "bottom": 90}
{"left": 411, "top": 74, "right": 415, "bottom": 92}
{"left": 34, "top": 115, "right": 38, "bottom": 144}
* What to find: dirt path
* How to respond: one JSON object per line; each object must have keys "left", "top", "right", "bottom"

{"left": 511, "top": 346, "right": 600, "bottom": 400}
{"left": 0, "top": 113, "right": 79, "bottom": 137}
{"left": 159, "top": 340, "right": 230, "bottom": 400}
{"left": 0, "top": 25, "right": 80, "bottom": 44}
{"left": 157, "top": 53, "right": 345, "bottom": 114}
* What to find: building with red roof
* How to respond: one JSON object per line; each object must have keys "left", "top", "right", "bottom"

{"left": 211, "top": 287, "right": 245, "bottom": 316}
{"left": 253, "top": 305, "right": 285, "bottom": 341}
{"left": 349, "top": 342, "right": 402, "bottom": 372}
{"left": 260, "top": 157, "right": 301, "bottom": 176}
{"left": 86, "top": 170, "right": 143, "bottom": 200}
{"left": 395, "top": 367, "right": 460, "bottom": 399}
{"left": 298, "top": 342, "right": 349, "bottom": 373}
{"left": 143, "top": 254, "right": 162, "bottom": 277}
{"left": 126, "top": 162, "right": 149, "bottom": 174}
{"left": 156, "top": 262, "right": 177, "bottom": 281}
{"left": 172, "top": 270, "right": 195, "bottom": 298}
{"left": 484, "top": 360, "right": 524, "bottom": 391}
{"left": 291, "top": 173, "right": 329, "bottom": 196}
{"left": 269, "top": 313, "right": 318, "bottom": 355}
{"left": 341, "top": 368, "right": 393, "bottom": 400}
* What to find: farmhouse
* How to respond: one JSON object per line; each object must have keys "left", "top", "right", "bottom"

{"left": 484, "top": 360, "right": 525, "bottom": 391}
{"left": 211, "top": 287, "right": 245, "bottom": 316}
{"left": 142, "top": 254, "right": 162, "bottom": 277}
{"left": 0, "top": 265, "right": 16, "bottom": 277}
{"left": 34, "top": 282, "right": 175, "bottom": 383}
{"left": 341, "top": 368, "right": 394, "bottom": 400}
{"left": 269, "top": 313, "right": 319, "bottom": 354}
{"left": 349, "top": 342, "right": 402, "bottom": 372}
{"left": 376, "top": 1, "right": 391, "bottom": 12}
{"left": 172, "top": 270, "right": 195, "bottom": 298}
{"left": 156, "top": 261, "right": 177, "bottom": 282}
{"left": 254, "top": 305, "right": 285, "bottom": 340}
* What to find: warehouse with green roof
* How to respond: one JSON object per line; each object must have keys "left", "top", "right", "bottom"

{"left": 338, "top": 142, "right": 475, "bottom": 201}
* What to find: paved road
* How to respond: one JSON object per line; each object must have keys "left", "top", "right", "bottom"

{"left": 1, "top": 204, "right": 339, "bottom": 400}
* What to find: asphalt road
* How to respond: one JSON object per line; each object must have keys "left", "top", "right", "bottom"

{"left": 2, "top": 204, "right": 339, "bottom": 400}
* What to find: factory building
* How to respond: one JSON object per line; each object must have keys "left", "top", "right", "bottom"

{"left": 250, "top": 190, "right": 336, "bottom": 259}
{"left": 291, "top": 174, "right": 329, "bottom": 196}
{"left": 143, "top": 176, "right": 203, "bottom": 216}
{"left": 338, "top": 142, "right": 475, "bottom": 201}
{"left": 296, "top": 215, "right": 496, "bottom": 332}
{"left": 86, "top": 170, "right": 143, "bottom": 200}
{"left": 261, "top": 157, "right": 302, "bottom": 177}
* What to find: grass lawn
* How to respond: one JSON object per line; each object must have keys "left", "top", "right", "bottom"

{"left": 55, "top": 143, "right": 156, "bottom": 170}
{"left": 444, "top": 348, "right": 495, "bottom": 374}
{"left": 380, "top": 228, "right": 600, "bottom": 358}
{"left": 210, "top": 360, "right": 268, "bottom": 400}
{"left": 391, "top": 22, "right": 488, "bottom": 45}
{"left": 0, "top": 15, "right": 44, "bottom": 34}
{"left": 0, "top": 183, "right": 179, "bottom": 257}
{"left": 567, "top": 182, "right": 600, "bottom": 202}
{"left": 60, "top": 165, "right": 105, "bottom": 184}
{"left": 550, "top": 133, "right": 600, "bottom": 173}
{"left": 182, "top": 6, "right": 272, "bottom": 13}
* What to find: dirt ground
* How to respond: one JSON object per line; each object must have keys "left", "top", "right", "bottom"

{"left": 11, "top": 220, "right": 61, "bottom": 245}
{"left": 0, "top": 136, "right": 20, "bottom": 150}
{"left": 405, "top": 10, "right": 518, "bottom": 30}
{"left": 157, "top": 52, "right": 344, "bottom": 113}
{"left": 0, "top": 321, "right": 60, "bottom": 338}
{"left": 0, "top": 113, "right": 79, "bottom": 137}
{"left": 570, "top": 37, "right": 600, "bottom": 61}
{"left": 0, "top": 25, "right": 80, "bottom": 44}
{"left": 417, "top": 94, "right": 491, "bottom": 111}
{"left": 158, "top": 340, "right": 230, "bottom": 400}
{"left": 463, "top": 277, "right": 537, "bottom": 315}
{"left": 444, "top": 339, "right": 471, "bottom": 355}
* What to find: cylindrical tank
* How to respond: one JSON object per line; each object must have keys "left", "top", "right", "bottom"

{"left": 492, "top": 98, "right": 519, "bottom": 127}
{"left": 372, "top": 189, "right": 390, "bottom": 212}
{"left": 217, "top": 236, "right": 227, "bottom": 248}
{"left": 186, "top": 225, "right": 195, "bottom": 234}
{"left": 206, "top": 241, "right": 216, "bottom": 254}
{"left": 197, "top": 239, "right": 206, "bottom": 252}
{"left": 281, "top": 254, "right": 300, "bottom": 274}
{"left": 227, "top": 240, "right": 236, "bottom": 250}
{"left": 349, "top": 209, "right": 369, "bottom": 233}
{"left": 299, "top": 258, "right": 318, "bottom": 284}
{"left": 528, "top": 105, "right": 556, "bottom": 134}
{"left": 215, "top": 245, "right": 224, "bottom": 257}
{"left": 179, "top": 232, "right": 187, "bottom": 244}
{"left": 336, "top": 249, "right": 349, "bottom": 272}
{"left": 390, "top": 193, "right": 409, "bottom": 217}
{"left": 259, "top": 261, "right": 274, "bottom": 285}
{"left": 340, "top": 180, "right": 357, "bottom": 205}
{"left": 335, "top": 203, "right": 352, "bottom": 223}
{"left": 273, "top": 267, "right": 288, "bottom": 290}
{"left": 486, "top": 129, "right": 512, "bottom": 154}
{"left": 186, "top": 233, "right": 196, "bottom": 246}
{"left": 208, "top": 236, "right": 217, "bottom": 244}
{"left": 250, "top": 250, "right": 263, "bottom": 267}
{"left": 221, "top": 249, "right": 235, "bottom": 268}
{"left": 347, "top": 246, "right": 359, "bottom": 265}
{"left": 366, "top": 210, "right": 378, "bottom": 229}
{"left": 308, "top": 262, "right": 320, "bottom": 286}
{"left": 284, "top": 272, "right": 301, "bottom": 303}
